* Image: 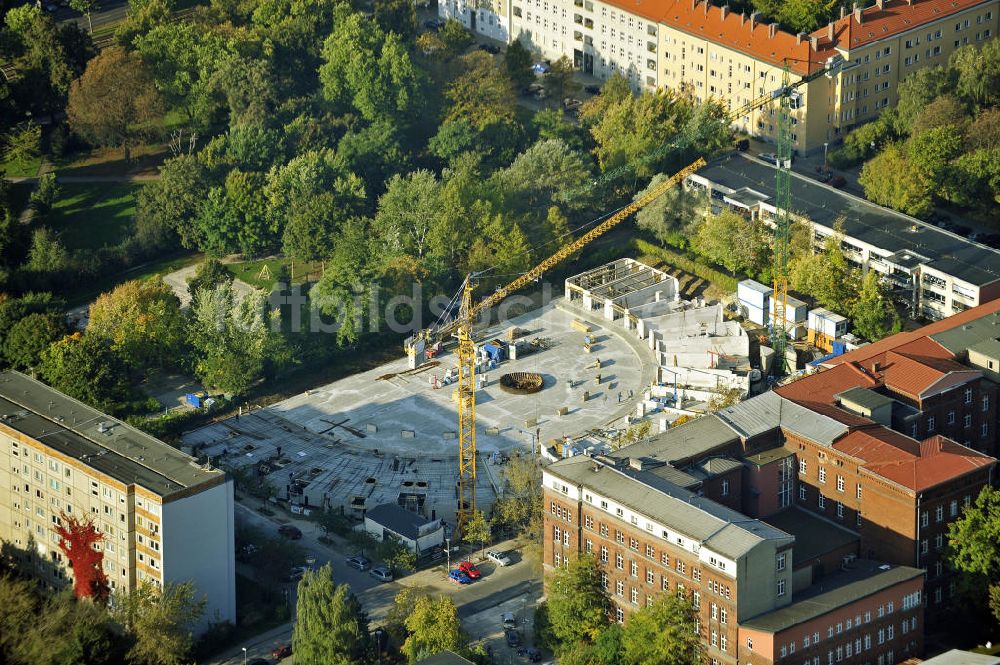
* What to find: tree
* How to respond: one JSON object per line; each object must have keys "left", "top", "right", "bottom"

{"left": 375, "top": 169, "right": 442, "bottom": 265}
{"left": 851, "top": 270, "right": 900, "bottom": 342}
{"left": 895, "top": 66, "right": 955, "bottom": 134}
{"left": 494, "top": 138, "right": 594, "bottom": 214}
{"left": 950, "top": 40, "right": 1000, "bottom": 108}
{"left": 620, "top": 594, "right": 702, "bottom": 665}
{"left": 547, "top": 553, "right": 610, "bottom": 648}
{"left": 2, "top": 312, "right": 65, "bottom": 370}
{"left": 374, "top": 0, "right": 416, "bottom": 40}
{"left": 67, "top": 47, "right": 162, "bottom": 161}
{"left": 24, "top": 227, "right": 68, "bottom": 275}
{"left": 292, "top": 566, "right": 369, "bottom": 665}
{"left": 68, "top": 0, "right": 98, "bottom": 33}
{"left": 859, "top": 143, "right": 934, "bottom": 218}
{"left": 402, "top": 595, "right": 463, "bottom": 663}
{"left": 707, "top": 386, "right": 745, "bottom": 413}
{"left": 54, "top": 514, "right": 109, "bottom": 603}
{"left": 909, "top": 95, "right": 967, "bottom": 137}
{"left": 634, "top": 175, "right": 707, "bottom": 248}
{"left": 946, "top": 486, "right": 1000, "bottom": 626}
{"left": 87, "top": 278, "right": 186, "bottom": 369}
{"left": 532, "top": 108, "right": 587, "bottom": 151}
{"left": 189, "top": 285, "right": 290, "bottom": 395}
{"left": 195, "top": 170, "right": 274, "bottom": 257}
{"left": 319, "top": 13, "right": 424, "bottom": 123}
{"left": 3, "top": 121, "right": 41, "bottom": 169}
{"left": 776, "top": 0, "right": 828, "bottom": 33}
{"left": 136, "top": 155, "right": 211, "bottom": 250}
{"left": 187, "top": 258, "right": 233, "bottom": 299}
{"left": 966, "top": 107, "right": 1000, "bottom": 151}
{"left": 789, "top": 223, "right": 859, "bottom": 315}
{"left": 38, "top": 333, "right": 133, "bottom": 413}
{"left": 440, "top": 19, "right": 473, "bottom": 58}
{"left": 462, "top": 510, "right": 491, "bottom": 560}
{"left": 29, "top": 173, "right": 60, "bottom": 217}
{"left": 545, "top": 55, "right": 580, "bottom": 101}
{"left": 492, "top": 450, "right": 542, "bottom": 539}
{"left": 692, "top": 210, "right": 771, "bottom": 276}
{"left": 111, "top": 581, "right": 206, "bottom": 665}
{"left": 906, "top": 124, "right": 964, "bottom": 193}
{"left": 311, "top": 216, "right": 377, "bottom": 344}
{"left": 505, "top": 39, "right": 534, "bottom": 88}
{"left": 445, "top": 51, "right": 517, "bottom": 130}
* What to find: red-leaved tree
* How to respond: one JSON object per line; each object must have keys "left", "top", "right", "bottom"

{"left": 54, "top": 513, "right": 110, "bottom": 603}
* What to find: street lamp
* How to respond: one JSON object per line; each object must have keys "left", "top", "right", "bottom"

{"left": 445, "top": 537, "right": 451, "bottom": 575}
{"left": 823, "top": 142, "right": 829, "bottom": 169}
{"left": 241, "top": 647, "right": 247, "bottom": 665}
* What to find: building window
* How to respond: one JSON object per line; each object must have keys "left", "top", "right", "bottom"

{"left": 985, "top": 395, "right": 991, "bottom": 411}
{"left": 799, "top": 459, "right": 807, "bottom": 475}
{"left": 631, "top": 587, "right": 638, "bottom": 604}
{"left": 600, "top": 546, "right": 608, "bottom": 563}
{"left": 837, "top": 502, "right": 844, "bottom": 519}
{"left": 819, "top": 467, "right": 826, "bottom": 483}
{"left": 747, "top": 637, "right": 754, "bottom": 650}
{"left": 721, "top": 479, "right": 730, "bottom": 496}
{"left": 936, "top": 505, "right": 944, "bottom": 522}
{"left": 921, "top": 511, "right": 929, "bottom": 527}
{"left": 616, "top": 580, "right": 624, "bottom": 596}
{"left": 616, "top": 606, "right": 625, "bottom": 623}
{"left": 966, "top": 388, "right": 973, "bottom": 403}
{"left": 777, "top": 578, "right": 786, "bottom": 596}
{"left": 837, "top": 475, "right": 845, "bottom": 492}
{"left": 983, "top": 423, "right": 989, "bottom": 438}
{"left": 927, "top": 416, "right": 936, "bottom": 432}
{"left": 631, "top": 560, "right": 638, "bottom": 577}
{"left": 777, "top": 552, "right": 786, "bottom": 571}
{"left": 921, "top": 539, "right": 928, "bottom": 554}
{"left": 800, "top": 486, "right": 807, "bottom": 501}
{"left": 616, "top": 553, "right": 624, "bottom": 569}
{"left": 856, "top": 484, "right": 862, "bottom": 499}
{"left": 819, "top": 494, "right": 826, "bottom": 509}
{"left": 950, "top": 499, "right": 959, "bottom": 517}
{"left": 720, "top": 607, "right": 727, "bottom": 623}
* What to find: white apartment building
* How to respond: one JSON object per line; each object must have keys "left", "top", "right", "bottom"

{"left": 0, "top": 372, "right": 235, "bottom": 627}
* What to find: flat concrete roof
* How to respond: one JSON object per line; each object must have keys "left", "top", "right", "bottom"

{"left": 763, "top": 507, "right": 859, "bottom": 568}
{"left": 919, "top": 650, "right": 1000, "bottom": 665}
{"left": 741, "top": 561, "right": 924, "bottom": 633}
{"left": 694, "top": 155, "right": 1000, "bottom": 288}
{"left": 0, "top": 372, "right": 224, "bottom": 499}
{"left": 931, "top": 309, "right": 1000, "bottom": 356}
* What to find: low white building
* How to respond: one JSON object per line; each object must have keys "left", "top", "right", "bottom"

{"left": 364, "top": 503, "right": 445, "bottom": 554}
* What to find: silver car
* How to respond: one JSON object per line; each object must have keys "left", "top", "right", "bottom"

{"left": 487, "top": 550, "right": 512, "bottom": 566}
{"left": 370, "top": 565, "right": 393, "bottom": 582}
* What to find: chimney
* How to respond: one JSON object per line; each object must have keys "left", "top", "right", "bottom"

{"left": 840, "top": 5, "right": 847, "bottom": 19}
{"left": 854, "top": 6, "right": 864, "bottom": 23}
{"left": 828, "top": 20, "right": 835, "bottom": 40}
{"left": 810, "top": 35, "right": 819, "bottom": 49}
{"left": 875, "top": 0, "right": 884, "bottom": 9}
{"left": 741, "top": 11, "right": 747, "bottom": 25}
{"left": 704, "top": 0, "right": 710, "bottom": 15}
{"left": 691, "top": 0, "right": 698, "bottom": 10}
{"left": 721, "top": 4, "right": 729, "bottom": 19}
{"left": 769, "top": 22, "right": 778, "bottom": 38}
{"left": 750, "top": 10, "right": 760, "bottom": 29}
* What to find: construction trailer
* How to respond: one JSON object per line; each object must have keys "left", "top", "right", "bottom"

{"left": 807, "top": 308, "right": 849, "bottom": 352}
{"left": 769, "top": 293, "right": 808, "bottom": 339}
{"left": 737, "top": 279, "right": 771, "bottom": 326}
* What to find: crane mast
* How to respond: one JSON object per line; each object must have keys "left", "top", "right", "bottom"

{"left": 456, "top": 280, "right": 477, "bottom": 528}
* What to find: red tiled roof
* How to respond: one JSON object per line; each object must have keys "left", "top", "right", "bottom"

{"left": 775, "top": 362, "right": 878, "bottom": 426}
{"left": 602, "top": 0, "right": 836, "bottom": 75}
{"left": 837, "top": 431, "right": 996, "bottom": 492}
{"left": 813, "top": 0, "right": 992, "bottom": 51}
{"left": 877, "top": 350, "right": 979, "bottom": 399}
{"left": 826, "top": 299, "right": 1000, "bottom": 368}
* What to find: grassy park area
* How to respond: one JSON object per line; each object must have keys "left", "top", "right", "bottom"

{"left": 48, "top": 183, "right": 141, "bottom": 250}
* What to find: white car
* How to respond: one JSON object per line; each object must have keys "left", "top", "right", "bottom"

{"left": 487, "top": 550, "right": 512, "bottom": 566}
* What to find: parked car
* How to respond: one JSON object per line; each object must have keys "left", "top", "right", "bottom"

{"left": 584, "top": 84, "right": 601, "bottom": 95}
{"left": 277, "top": 525, "right": 302, "bottom": 540}
{"left": 817, "top": 170, "right": 833, "bottom": 183}
{"left": 458, "top": 561, "right": 481, "bottom": 579}
{"left": 505, "top": 629, "right": 521, "bottom": 647}
{"left": 478, "top": 43, "right": 501, "bottom": 54}
{"left": 448, "top": 569, "right": 473, "bottom": 584}
{"left": 757, "top": 152, "right": 778, "bottom": 165}
{"left": 370, "top": 565, "right": 394, "bottom": 582}
{"left": 424, "top": 18, "right": 444, "bottom": 29}
{"left": 346, "top": 554, "right": 371, "bottom": 571}
{"left": 502, "top": 611, "right": 517, "bottom": 630}
{"left": 531, "top": 61, "right": 551, "bottom": 74}
{"left": 562, "top": 97, "right": 582, "bottom": 111}
{"left": 522, "top": 647, "right": 543, "bottom": 662}
{"left": 272, "top": 644, "right": 292, "bottom": 659}
{"left": 829, "top": 175, "right": 847, "bottom": 189}
{"left": 287, "top": 565, "right": 309, "bottom": 581}
{"left": 488, "top": 550, "right": 512, "bottom": 566}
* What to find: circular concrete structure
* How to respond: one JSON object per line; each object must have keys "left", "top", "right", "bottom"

{"left": 499, "top": 371, "right": 545, "bottom": 395}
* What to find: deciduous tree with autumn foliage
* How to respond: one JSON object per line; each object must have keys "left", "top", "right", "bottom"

{"left": 54, "top": 513, "right": 110, "bottom": 603}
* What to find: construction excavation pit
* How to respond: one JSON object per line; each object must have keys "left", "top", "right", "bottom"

{"left": 498, "top": 372, "right": 545, "bottom": 395}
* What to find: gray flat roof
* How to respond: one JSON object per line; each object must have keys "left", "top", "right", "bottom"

{"left": 715, "top": 391, "right": 848, "bottom": 445}
{"left": 0, "top": 372, "right": 224, "bottom": 499}
{"left": 919, "top": 650, "right": 1000, "bottom": 665}
{"left": 741, "top": 561, "right": 924, "bottom": 633}
{"left": 366, "top": 503, "right": 437, "bottom": 540}
{"left": 694, "top": 155, "right": 1000, "bottom": 287}
{"left": 763, "top": 508, "right": 859, "bottom": 567}
{"left": 931, "top": 309, "right": 1000, "bottom": 355}
{"left": 612, "top": 414, "right": 741, "bottom": 465}
{"left": 416, "top": 651, "right": 475, "bottom": 665}
{"left": 549, "top": 455, "right": 793, "bottom": 560}
{"left": 836, "top": 387, "right": 895, "bottom": 412}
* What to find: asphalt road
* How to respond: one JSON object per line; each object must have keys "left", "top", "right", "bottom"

{"left": 210, "top": 500, "right": 539, "bottom": 665}
{"left": 45, "top": 0, "right": 129, "bottom": 33}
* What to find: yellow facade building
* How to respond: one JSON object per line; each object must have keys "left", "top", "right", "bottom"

{"left": 445, "top": 0, "right": 998, "bottom": 153}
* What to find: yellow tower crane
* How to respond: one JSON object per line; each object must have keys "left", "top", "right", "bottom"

{"left": 407, "top": 61, "right": 842, "bottom": 533}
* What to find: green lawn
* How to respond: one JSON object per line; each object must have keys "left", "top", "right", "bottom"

{"left": 0, "top": 155, "right": 42, "bottom": 177}
{"left": 226, "top": 257, "right": 324, "bottom": 290}
{"left": 47, "top": 183, "right": 142, "bottom": 250}
{"left": 65, "top": 252, "right": 201, "bottom": 307}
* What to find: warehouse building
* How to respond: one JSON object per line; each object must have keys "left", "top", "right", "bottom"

{"left": 0, "top": 372, "right": 235, "bottom": 626}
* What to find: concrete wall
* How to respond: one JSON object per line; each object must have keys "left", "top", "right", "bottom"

{"left": 162, "top": 479, "right": 236, "bottom": 628}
